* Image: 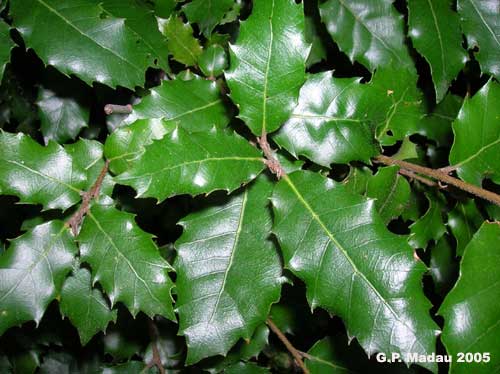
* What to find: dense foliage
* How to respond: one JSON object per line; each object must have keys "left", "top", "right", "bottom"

{"left": 0, "top": 0, "right": 499, "bottom": 373}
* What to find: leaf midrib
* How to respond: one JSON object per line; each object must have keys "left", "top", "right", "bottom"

{"left": 261, "top": 0, "right": 275, "bottom": 134}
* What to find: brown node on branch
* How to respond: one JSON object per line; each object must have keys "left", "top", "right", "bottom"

{"left": 104, "top": 103, "right": 133, "bottom": 115}
{"left": 257, "top": 132, "right": 286, "bottom": 179}
{"left": 145, "top": 319, "right": 165, "bottom": 374}
{"left": 66, "top": 160, "right": 110, "bottom": 236}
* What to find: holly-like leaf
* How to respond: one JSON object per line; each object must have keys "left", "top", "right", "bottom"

{"left": 183, "top": 0, "right": 234, "bottom": 36}
{"left": 408, "top": 0, "right": 466, "bottom": 102}
{"left": 341, "top": 166, "right": 373, "bottom": 195}
{"left": 225, "top": 362, "right": 270, "bottom": 374}
{"left": 305, "top": 15, "right": 327, "bottom": 67}
{"left": 409, "top": 195, "right": 446, "bottom": 249}
{"left": 273, "top": 71, "right": 378, "bottom": 167}
{"left": 124, "top": 79, "right": 229, "bottom": 132}
{"left": 37, "top": 88, "right": 89, "bottom": 145}
{"left": 319, "top": 0, "right": 413, "bottom": 71}
{"left": 0, "top": 20, "right": 13, "bottom": 81}
{"left": 366, "top": 67, "right": 424, "bottom": 146}
{"left": 116, "top": 128, "right": 265, "bottom": 202}
{"left": 199, "top": 45, "right": 228, "bottom": 78}
{"left": 449, "top": 80, "right": 500, "bottom": 186}
{"left": 105, "top": 119, "right": 173, "bottom": 175}
{"left": 97, "top": 0, "right": 170, "bottom": 71}
{"left": 225, "top": 0, "right": 309, "bottom": 135}
{"left": 366, "top": 165, "right": 411, "bottom": 224}
{"left": 440, "top": 222, "right": 500, "bottom": 373}
{"left": 175, "top": 176, "right": 282, "bottom": 364}
{"left": 78, "top": 204, "right": 175, "bottom": 319}
{"left": 458, "top": 0, "right": 500, "bottom": 79}
{"left": 447, "top": 200, "right": 483, "bottom": 256}
{"left": 0, "top": 221, "right": 77, "bottom": 335}
{"left": 10, "top": 0, "right": 159, "bottom": 89}
{"left": 271, "top": 171, "right": 439, "bottom": 372}
{"left": 159, "top": 16, "right": 202, "bottom": 66}
{"left": 60, "top": 268, "right": 117, "bottom": 345}
{"left": 0, "top": 131, "right": 87, "bottom": 210}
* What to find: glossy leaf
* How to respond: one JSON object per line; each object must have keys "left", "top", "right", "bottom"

{"left": 60, "top": 268, "right": 117, "bottom": 345}
{"left": 449, "top": 80, "right": 500, "bottom": 185}
{"left": 274, "top": 72, "right": 378, "bottom": 167}
{"left": 183, "top": 0, "right": 234, "bottom": 36}
{"left": 225, "top": 0, "right": 308, "bottom": 135}
{"left": 409, "top": 195, "right": 446, "bottom": 249}
{"left": 271, "top": 171, "right": 439, "bottom": 372}
{"left": 225, "top": 362, "right": 270, "bottom": 374}
{"left": 340, "top": 166, "right": 373, "bottom": 195}
{"left": 116, "top": 128, "right": 265, "bottom": 202}
{"left": 199, "top": 45, "right": 228, "bottom": 78}
{"left": 37, "top": 88, "right": 89, "bottom": 144}
{"left": 105, "top": 119, "right": 173, "bottom": 175}
{"left": 0, "top": 131, "right": 87, "bottom": 210}
{"left": 319, "top": 0, "right": 413, "bottom": 71}
{"left": 440, "top": 222, "right": 500, "bottom": 373}
{"left": 175, "top": 176, "right": 282, "bottom": 363}
{"left": 305, "top": 15, "right": 327, "bottom": 67}
{"left": 78, "top": 204, "right": 175, "bottom": 319}
{"left": 0, "top": 221, "right": 77, "bottom": 335}
{"left": 366, "top": 165, "right": 411, "bottom": 224}
{"left": 447, "top": 200, "right": 483, "bottom": 256}
{"left": 458, "top": 0, "right": 500, "bottom": 79}
{"left": 159, "top": 16, "right": 202, "bottom": 66}
{"left": 10, "top": 0, "right": 158, "bottom": 89}
{"left": 0, "top": 20, "right": 13, "bottom": 81}
{"left": 408, "top": 0, "right": 466, "bottom": 101}
{"left": 98, "top": 0, "right": 170, "bottom": 71}
{"left": 124, "top": 79, "right": 229, "bottom": 132}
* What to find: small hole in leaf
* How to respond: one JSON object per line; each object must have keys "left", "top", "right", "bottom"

{"left": 154, "top": 58, "right": 158, "bottom": 65}
{"left": 386, "top": 130, "right": 393, "bottom": 136}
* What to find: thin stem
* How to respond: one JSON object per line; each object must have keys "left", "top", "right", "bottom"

{"left": 257, "top": 131, "right": 286, "bottom": 178}
{"left": 397, "top": 168, "right": 438, "bottom": 187}
{"left": 104, "top": 104, "right": 133, "bottom": 115}
{"left": 266, "top": 318, "right": 310, "bottom": 374}
{"left": 375, "top": 155, "right": 500, "bottom": 206}
{"left": 67, "top": 160, "right": 109, "bottom": 235}
{"left": 144, "top": 319, "right": 165, "bottom": 374}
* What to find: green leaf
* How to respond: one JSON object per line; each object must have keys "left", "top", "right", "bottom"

{"left": 458, "top": 0, "right": 500, "bottom": 79}
{"left": 97, "top": 0, "right": 170, "bottom": 71}
{"left": 429, "top": 235, "right": 458, "bottom": 295}
{"left": 154, "top": 0, "right": 176, "bottom": 18}
{"left": 11, "top": 350, "right": 40, "bottom": 374}
{"left": 0, "top": 131, "right": 87, "bottom": 210}
{"left": 447, "top": 200, "right": 483, "bottom": 256}
{"left": 175, "top": 176, "right": 282, "bottom": 364}
{"left": 367, "top": 67, "right": 424, "bottom": 146}
{"left": 409, "top": 195, "right": 446, "bottom": 249}
{"left": 199, "top": 45, "right": 228, "bottom": 78}
{"left": 418, "top": 93, "right": 462, "bottom": 146}
{"left": 0, "top": 221, "right": 77, "bottom": 335}
{"left": 319, "top": 0, "right": 413, "bottom": 71}
{"left": 225, "top": 362, "right": 270, "bottom": 374}
{"left": 271, "top": 171, "right": 439, "bottom": 372}
{"left": 10, "top": 0, "right": 159, "bottom": 89}
{"left": 225, "top": 0, "right": 309, "bottom": 135}
{"left": 408, "top": 0, "right": 466, "bottom": 102}
{"left": 116, "top": 128, "right": 265, "bottom": 202}
{"left": 449, "top": 80, "right": 500, "bottom": 186}
{"left": 124, "top": 79, "right": 229, "bottom": 132}
{"left": 37, "top": 88, "right": 89, "bottom": 144}
{"left": 105, "top": 119, "right": 173, "bottom": 175}
{"left": 60, "top": 268, "right": 117, "bottom": 345}
{"left": 305, "top": 15, "right": 327, "bottom": 67}
{"left": 305, "top": 336, "right": 360, "bottom": 373}
{"left": 273, "top": 72, "right": 378, "bottom": 167}
{"left": 78, "top": 204, "right": 175, "bottom": 319}
{"left": 0, "top": 20, "right": 13, "bottom": 81}
{"left": 159, "top": 16, "right": 202, "bottom": 66}
{"left": 183, "top": 0, "right": 234, "bottom": 36}
{"left": 366, "top": 165, "right": 411, "bottom": 224}
{"left": 439, "top": 222, "right": 500, "bottom": 374}
{"left": 392, "top": 137, "right": 418, "bottom": 161}
{"left": 101, "top": 361, "right": 150, "bottom": 374}
{"left": 340, "top": 166, "right": 372, "bottom": 195}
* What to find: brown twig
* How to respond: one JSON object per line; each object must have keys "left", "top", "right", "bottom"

{"left": 397, "top": 168, "right": 438, "bottom": 187}
{"left": 145, "top": 319, "right": 165, "bottom": 374}
{"left": 67, "top": 160, "right": 110, "bottom": 235}
{"left": 257, "top": 131, "right": 286, "bottom": 178}
{"left": 266, "top": 318, "right": 310, "bottom": 374}
{"left": 104, "top": 104, "right": 133, "bottom": 115}
{"left": 375, "top": 155, "right": 500, "bottom": 206}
